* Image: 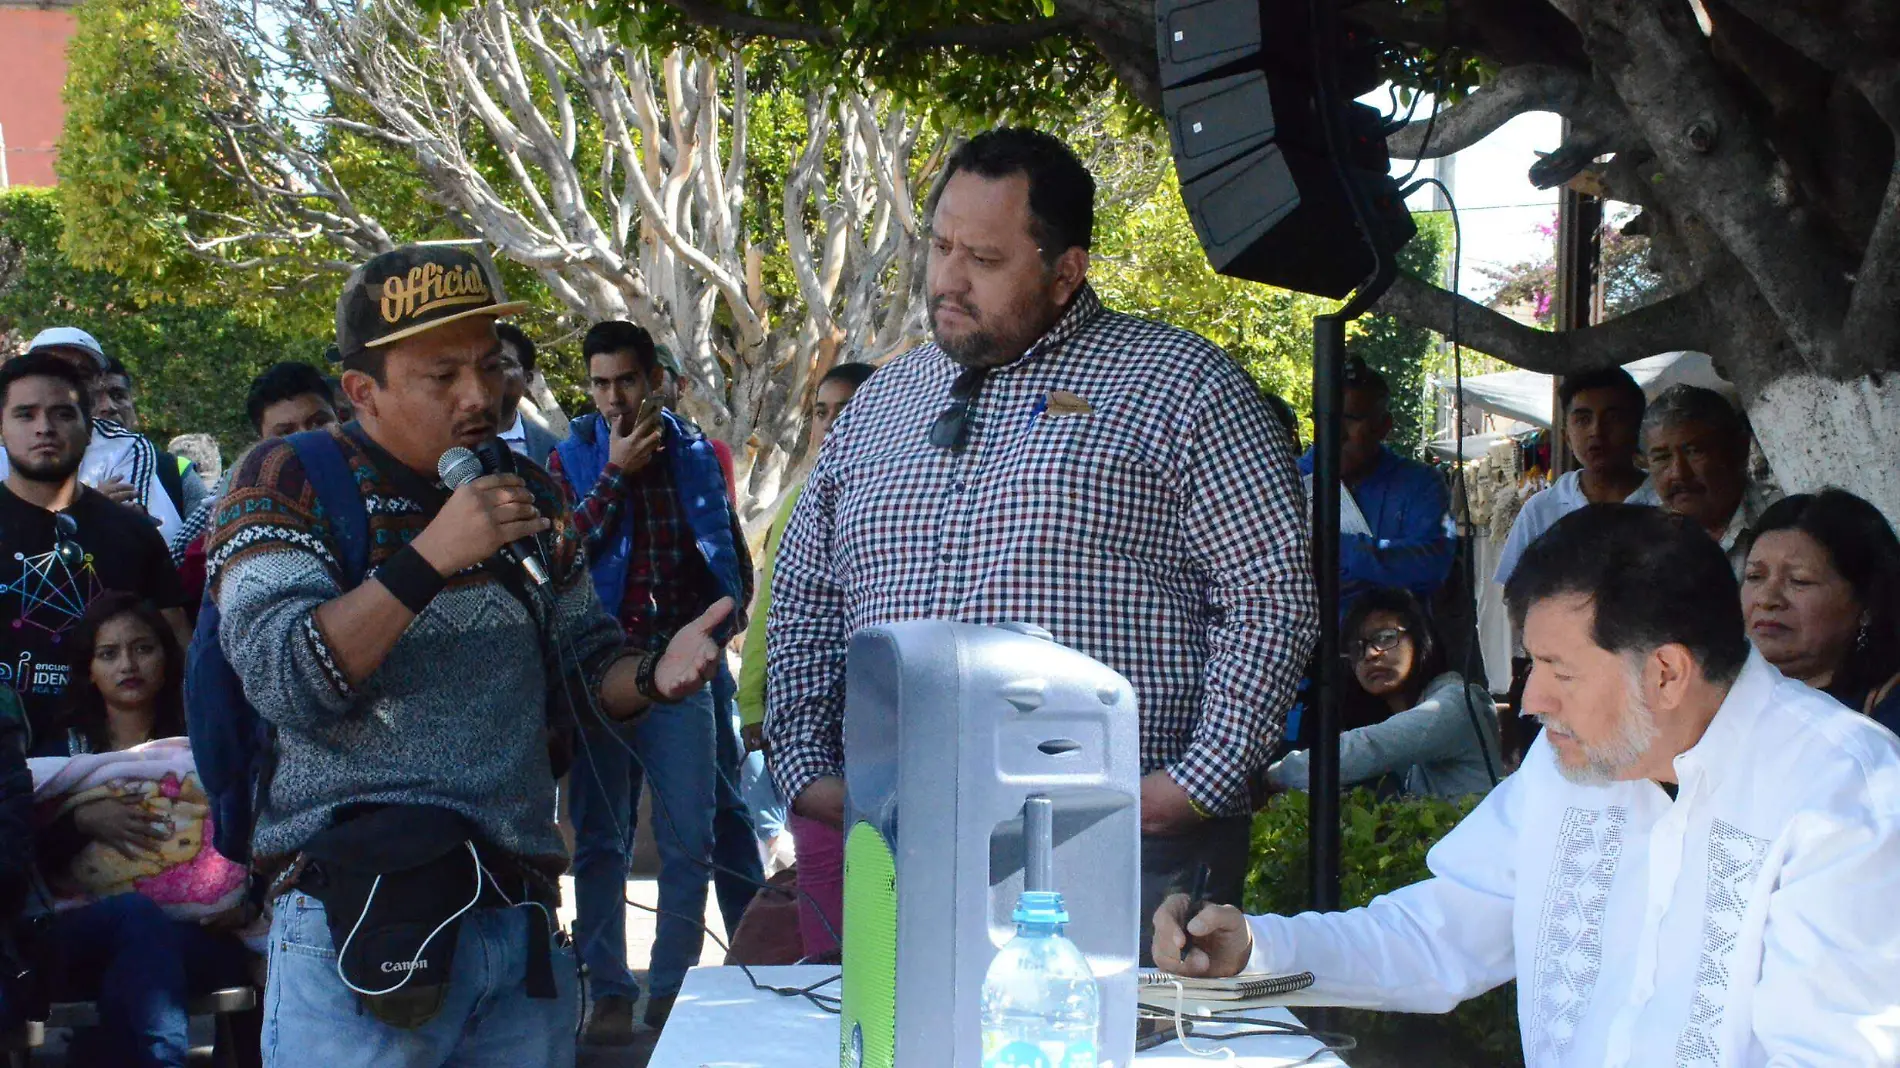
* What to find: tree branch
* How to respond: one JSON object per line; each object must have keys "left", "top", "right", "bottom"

{"left": 1389, "top": 64, "right": 1625, "bottom": 160}
{"left": 1559, "top": 0, "right": 1850, "bottom": 369}
{"left": 1374, "top": 272, "right": 1710, "bottom": 375}
{"left": 1839, "top": 159, "right": 1900, "bottom": 377}
{"left": 654, "top": 0, "right": 1079, "bottom": 54}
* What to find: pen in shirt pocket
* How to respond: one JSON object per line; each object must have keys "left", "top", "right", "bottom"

{"left": 1025, "top": 392, "right": 1050, "bottom": 430}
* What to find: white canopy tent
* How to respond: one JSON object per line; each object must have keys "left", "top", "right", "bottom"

{"left": 1440, "top": 351, "right": 1736, "bottom": 433}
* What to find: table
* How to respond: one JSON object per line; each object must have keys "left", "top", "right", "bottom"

{"left": 647, "top": 966, "right": 1347, "bottom": 1067}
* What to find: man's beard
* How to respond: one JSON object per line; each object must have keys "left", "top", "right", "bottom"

{"left": 1550, "top": 662, "right": 1660, "bottom": 787}
{"left": 8, "top": 447, "right": 83, "bottom": 485}
{"left": 929, "top": 286, "right": 1060, "bottom": 369}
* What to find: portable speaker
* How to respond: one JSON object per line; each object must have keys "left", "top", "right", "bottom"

{"left": 836, "top": 621, "right": 1141, "bottom": 1068}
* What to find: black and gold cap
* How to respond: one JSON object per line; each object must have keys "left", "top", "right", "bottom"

{"left": 335, "top": 245, "right": 528, "bottom": 359}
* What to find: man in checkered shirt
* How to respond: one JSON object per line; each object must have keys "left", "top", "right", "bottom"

{"left": 764, "top": 128, "right": 1318, "bottom": 957}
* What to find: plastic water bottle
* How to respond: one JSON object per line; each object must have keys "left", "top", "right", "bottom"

{"left": 980, "top": 794, "right": 1100, "bottom": 1068}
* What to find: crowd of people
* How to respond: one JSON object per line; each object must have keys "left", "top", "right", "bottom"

{"left": 0, "top": 124, "right": 1890, "bottom": 1068}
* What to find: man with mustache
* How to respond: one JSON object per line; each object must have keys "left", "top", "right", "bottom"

{"left": 205, "top": 246, "right": 732, "bottom": 1067}
{"left": 1643, "top": 384, "right": 1777, "bottom": 574}
{"left": 1155, "top": 505, "right": 1900, "bottom": 1067}
{"left": 765, "top": 128, "right": 1317, "bottom": 961}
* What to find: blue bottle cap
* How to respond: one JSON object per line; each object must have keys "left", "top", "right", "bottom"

{"left": 1013, "top": 890, "right": 1069, "bottom": 925}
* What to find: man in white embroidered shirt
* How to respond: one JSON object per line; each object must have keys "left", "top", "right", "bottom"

{"left": 1156, "top": 504, "right": 1900, "bottom": 1067}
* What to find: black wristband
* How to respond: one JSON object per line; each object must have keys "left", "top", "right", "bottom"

{"left": 634, "top": 650, "right": 664, "bottom": 703}
{"left": 375, "top": 544, "right": 448, "bottom": 616}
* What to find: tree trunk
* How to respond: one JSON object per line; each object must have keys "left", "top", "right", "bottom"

{"left": 1749, "top": 372, "right": 1900, "bottom": 522}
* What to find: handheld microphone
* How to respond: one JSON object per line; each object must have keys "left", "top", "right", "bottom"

{"left": 436, "top": 444, "right": 551, "bottom": 588}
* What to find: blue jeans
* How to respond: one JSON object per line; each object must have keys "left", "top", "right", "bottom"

{"left": 42, "top": 892, "right": 254, "bottom": 1068}
{"left": 571, "top": 685, "right": 719, "bottom": 1000}
{"left": 262, "top": 890, "right": 577, "bottom": 1068}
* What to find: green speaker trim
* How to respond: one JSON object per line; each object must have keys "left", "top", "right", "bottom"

{"left": 840, "top": 822, "right": 898, "bottom": 1068}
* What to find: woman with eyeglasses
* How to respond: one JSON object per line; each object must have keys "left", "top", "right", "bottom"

{"left": 1262, "top": 588, "right": 1502, "bottom": 800}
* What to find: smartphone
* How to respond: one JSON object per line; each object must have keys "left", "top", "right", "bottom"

{"left": 638, "top": 395, "right": 666, "bottom": 423}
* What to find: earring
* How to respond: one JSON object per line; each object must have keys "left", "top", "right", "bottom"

{"left": 1857, "top": 620, "right": 1871, "bottom": 651}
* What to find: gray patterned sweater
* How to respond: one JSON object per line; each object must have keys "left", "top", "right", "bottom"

{"left": 206, "top": 426, "right": 625, "bottom": 876}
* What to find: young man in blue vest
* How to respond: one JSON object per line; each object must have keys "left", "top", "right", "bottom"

{"left": 548, "top": 320, "right": 754, "bottom": 1042}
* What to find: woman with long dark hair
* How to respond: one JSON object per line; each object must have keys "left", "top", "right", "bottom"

{"left": 1741, "top": 489, "right": 1900, "bottom": 731}
{"left": 49, "top": 591, "right": 187, "bottom": 756}
{"left": 24, "top": 592, "right": 259, "bottom": 1068}
{"left": 1265, "top": 588, "right": 1501, "bottom": 799}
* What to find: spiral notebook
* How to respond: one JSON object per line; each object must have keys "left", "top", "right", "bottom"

{"left": 1137, "top": 970, "right": 1316, "bottom": 1001}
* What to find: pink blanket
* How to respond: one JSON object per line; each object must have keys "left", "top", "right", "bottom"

{"left": 29, "top": 738, "right": 248, "bottom": 922}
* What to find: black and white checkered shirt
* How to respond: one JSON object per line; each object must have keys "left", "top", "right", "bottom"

{"left": 764, "top": 285, "right": 1317, "bottom": 817}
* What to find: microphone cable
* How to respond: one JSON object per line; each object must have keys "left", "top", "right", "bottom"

{"left": 1399, "top": 173, "right": 1500, "bottom": 789}
{"left": 530, "top": 583, "right": 846, "bottom": 1014}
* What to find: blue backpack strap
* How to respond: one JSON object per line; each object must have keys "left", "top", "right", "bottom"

{"left": 285, "top": 430, "right": 370, "bottom": 586}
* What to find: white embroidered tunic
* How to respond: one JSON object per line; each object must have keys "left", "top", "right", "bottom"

{"left": 1248, "top": 652, "right": 1900, "bottom": 1067}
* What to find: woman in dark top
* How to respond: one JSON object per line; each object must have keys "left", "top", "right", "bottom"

{"left": 28, "top": 593, "right": 257, "bottom": 1068}
{"left": 1741, "top": 489, "right": 1900, "bottom": 732}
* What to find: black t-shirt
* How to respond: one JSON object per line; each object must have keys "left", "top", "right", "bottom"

{"left": 0, "top": 484, "right": 186, "bottom": 748}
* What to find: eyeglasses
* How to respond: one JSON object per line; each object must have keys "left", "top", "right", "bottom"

{"left": 929, "top": 366, "right": 989, "bottom": 452}
{"left": 1346, "top": 627, "right": 1409, "bottom": 660}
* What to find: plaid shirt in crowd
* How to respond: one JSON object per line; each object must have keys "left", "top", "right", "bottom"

{"left": 547, "top": 451, "right": 717, "bottom": 651}
{"left": 764, "top": 285, "right": 1318, "bottom": 817}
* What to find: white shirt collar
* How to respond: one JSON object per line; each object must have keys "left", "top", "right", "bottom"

{"left": 1669, "top": 650, "right": 1778, "bottom": 791}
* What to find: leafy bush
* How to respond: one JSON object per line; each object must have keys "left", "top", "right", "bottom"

{"left": 0, "top": 189, "right": 327, "bottom": 453}
{"left": 1245, "top": 789, "right": 1523, "bottom": 1066}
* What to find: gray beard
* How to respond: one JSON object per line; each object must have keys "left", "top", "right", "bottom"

{"left": 1552, "top": 664, "right": 1661, "bottom": 787}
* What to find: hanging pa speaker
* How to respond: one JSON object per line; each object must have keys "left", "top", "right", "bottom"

{"left": 1155, "top": 0, "right": 1415, "bottom": 298}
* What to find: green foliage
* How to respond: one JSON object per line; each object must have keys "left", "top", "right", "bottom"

{"left": 0, "top": 190, "right": 327, "bottom": 452}
{"left": 1354, "top": 213, "right": 1450, "bottom": 458}
{"left": 1089, "top": 166, "right": 1332, "bottom": 425}
{"left": 1088, "top": 139, "right": 1448, "bottom": 455}
{"left": 543, "top": 0, "right": 1117, "bottom": 122}
{"left": 1246, "top": 789, "right": 1522, "bottom": 1066}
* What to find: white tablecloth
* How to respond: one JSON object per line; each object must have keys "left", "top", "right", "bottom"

{"left": 647, "top": 966, "right": 1347, "bottom": 1067}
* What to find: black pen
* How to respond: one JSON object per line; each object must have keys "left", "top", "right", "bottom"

{"left": 1181, "top": 861, "right": 1212, "bottom": 958}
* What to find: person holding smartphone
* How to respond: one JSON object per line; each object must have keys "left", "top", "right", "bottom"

{"left": 547, "top": 321, "right": 756, "bottom": 1043}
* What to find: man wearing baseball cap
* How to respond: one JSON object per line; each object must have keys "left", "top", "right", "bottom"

{"left": 0, "top": 327, "right": 184, "bottom": 542}
{"left": 203, "top": 246, "right": 733, "bottom": 1067}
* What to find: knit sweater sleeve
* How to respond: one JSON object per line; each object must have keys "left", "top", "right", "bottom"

{"left": 205, "top": 440, "right": 362, "bottom": 726}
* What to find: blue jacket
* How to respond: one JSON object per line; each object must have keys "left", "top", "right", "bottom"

{"left": 1299, "top": 445, "right": 1456, "bottom": 611}
{"left": 554, "top": 410, "right": 748, "bottom": 626}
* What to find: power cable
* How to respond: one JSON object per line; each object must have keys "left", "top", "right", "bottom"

{"left": 531, "top": 582, "right": 846, "bottom": 1015}
{"left": 1402, "top": 174, "right": 1501, "bottom": 788}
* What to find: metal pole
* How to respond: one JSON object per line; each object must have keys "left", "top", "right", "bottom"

{"left": 1551, "top": 122, "right": 1603, "bottom": 473}
{"left": 1023, "top": 795, "right": 1053, "bottom": 894}
{"left": 1308, "top": 315, "right": 1347, "bottom": 913}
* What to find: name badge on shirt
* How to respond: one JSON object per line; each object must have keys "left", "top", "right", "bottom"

{"left": 1044, "top": 390, "right": 1092, "bottom": 418}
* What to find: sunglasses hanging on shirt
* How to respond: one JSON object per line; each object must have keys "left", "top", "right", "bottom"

{"left": 52, "top": 512, "right": 85, "bottom": 569}
{"left": 929, "top": 367, "right": 990, "bottom": 452}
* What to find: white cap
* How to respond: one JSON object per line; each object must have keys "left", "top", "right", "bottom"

{"left": 25, "top": 327, "right": 108, "bottom": 369}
